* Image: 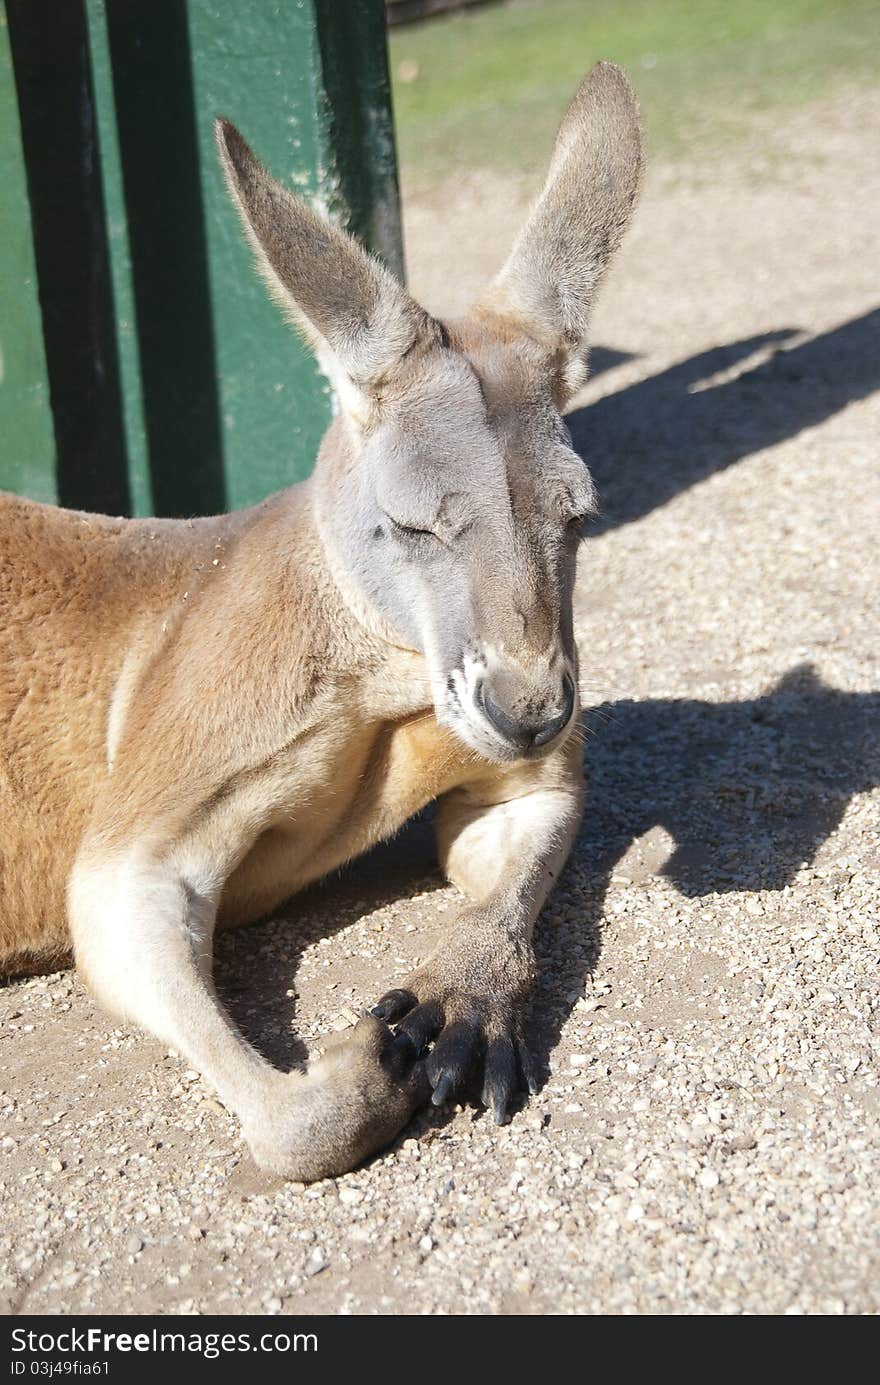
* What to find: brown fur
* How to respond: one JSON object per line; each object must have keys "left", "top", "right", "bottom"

{"left": 1, "top": 63, "right": 641, "bottom": 1178}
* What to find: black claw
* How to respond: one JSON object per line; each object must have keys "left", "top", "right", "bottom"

{"left": 371, "top": 988, "right": 417, "bottom": 1023}
{"left": 426, "top": 1018, "right": 483, "bottom": 1099}
{"left": 521, "top": 1058, "right": 540, "bottom": 1091}
{"left": 391, "top": 1030, "right": 416, "bottom": 1057}
{"left": 517, "top": 1039, "right": 541, "bottom": 1096}
{"left": 483, "top": 1035, "right": 518, "bottom": 1124}
{"left": 431, "top": 1071, "right": 455, "bottom": 1107}
{"left": 381, "top": 1028, "right": 417, "bottom": 1079}
{"left": 396, "top": 1001, "right": 444, "bottom": 1055}
{"left": 373, "top": 986, "right": 538, "bottom": 1125}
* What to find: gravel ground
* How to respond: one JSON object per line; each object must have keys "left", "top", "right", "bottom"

{"left": 1, "top": 89, "right": 878, "bottom": 1316}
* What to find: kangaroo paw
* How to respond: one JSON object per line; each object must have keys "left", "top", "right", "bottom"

{"left": 244, "top": 1013, "right": 430, "bottom": 1181}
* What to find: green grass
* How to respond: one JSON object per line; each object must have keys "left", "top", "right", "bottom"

{"left": 389, "top": 0, "right": 880, "bottom": 183}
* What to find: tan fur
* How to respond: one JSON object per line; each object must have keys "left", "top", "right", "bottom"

{"left": 1, "top": 63, "right": 641, "bottom": 1178}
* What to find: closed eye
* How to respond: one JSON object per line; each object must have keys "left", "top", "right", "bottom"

{"left": 383, "top": 513, "right": 442, "bottom": 543}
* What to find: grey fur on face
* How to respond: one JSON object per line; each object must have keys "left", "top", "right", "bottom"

{"left": 321, "top": 342, "right": 593, "bottom": 762}
{"left": 216, "top": 61, "right": 640, "bottom": 763}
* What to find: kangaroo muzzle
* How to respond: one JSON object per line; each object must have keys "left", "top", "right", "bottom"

{"left": 477, "top": 671, "right": 575, "bottom": 752}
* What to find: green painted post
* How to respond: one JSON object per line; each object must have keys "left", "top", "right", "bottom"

{"left": 1, "top": 0, "right": 403, "bottom": 517}
{"left": 181, "top": 0, "right": 405, "bottom": 513}
{"left": 0, "top": 11, "right": 56, "bottom": 505}
{"left": 3, "top": 1, "right": 132, "bottom": 514}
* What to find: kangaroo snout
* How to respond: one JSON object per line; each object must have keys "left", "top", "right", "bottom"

{"left": 476, "top": 669, "right": 576, "bottom": 755}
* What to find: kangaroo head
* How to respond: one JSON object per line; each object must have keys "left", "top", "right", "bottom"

{"left": 216, "top": 62, "right": 641, "bottom": 763}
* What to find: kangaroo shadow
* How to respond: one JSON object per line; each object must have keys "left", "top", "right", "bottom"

{"left": 216, "top": 307, "right": 880, "bottom": 1122}
{"left": 217, "top": 664, "right": 878, "bottom": 1119}
{"left": 214, "top": 811, "right": 443, "bottom": 1071}
{"left": 528, "top": 665, "right": 879, "bottom": 1082}
{"left": 569, "top": 309, "right": 880, "bottom": 530}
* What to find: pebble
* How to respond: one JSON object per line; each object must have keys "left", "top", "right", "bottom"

{"left": 338, "top": 1187, "right": 364, "bottom": 1206}
{"left": 304, "top": 1251, "right": 328, "bottom": 1278}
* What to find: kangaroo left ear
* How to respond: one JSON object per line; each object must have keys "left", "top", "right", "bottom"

{"left": 216, "top": 118, "right": 443, "bottom": 417}
{"left": 473, "top": 62, "right": 642, "bottom": 405}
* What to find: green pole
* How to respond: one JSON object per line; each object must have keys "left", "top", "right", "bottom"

{"left": 0, "top": 10, "right": 56, "bottom": 505}
{"left": 1, "top": 0, "right": 403, "bottom": 517}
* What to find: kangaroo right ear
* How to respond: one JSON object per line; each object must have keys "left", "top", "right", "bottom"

{"left": 215, "top": 119, "right": 441, "bottom": 418}
{"left": 474, "top": 62, "right": 642, "bottom": 404}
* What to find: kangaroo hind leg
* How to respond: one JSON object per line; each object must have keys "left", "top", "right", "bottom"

{"left": 69, "top": 854, "right": 427, "bottom": 1179}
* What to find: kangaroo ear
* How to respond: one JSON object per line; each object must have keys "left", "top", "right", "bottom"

{"left": 474, "top": 62, "right": 642, "bottom": 403}
{"left": 215, "top": 119, "right": 441, "bottom": 415}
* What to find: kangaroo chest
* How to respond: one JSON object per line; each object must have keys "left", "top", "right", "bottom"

{"left": 217, "top": 709, "right": 476, "bottom": 927}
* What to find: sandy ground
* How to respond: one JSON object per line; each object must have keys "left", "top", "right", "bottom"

{"left": 1, "top": 89, "right": 878, "bottom": 1316}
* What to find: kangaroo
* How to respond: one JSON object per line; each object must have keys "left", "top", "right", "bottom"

{"left": 0, "top": 63, "right": 641, "bottom": 1180}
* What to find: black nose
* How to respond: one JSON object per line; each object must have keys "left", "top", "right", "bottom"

{"left": 533, "top": 673, "right": 576, "bottom": 746}
{"left": 479, "top": 674, "right": 575, "bottom": 751}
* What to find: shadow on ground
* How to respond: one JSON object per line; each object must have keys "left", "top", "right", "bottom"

{"left": 217, "top": 309, "right": 880, "bottom": 1140}
{"left": 217, "top": 665, "right": 878, "bottom": 1116}
{"left": 527, "top": 664, "right": 878, "bottom": 1080}
{"left": 570, "top": 308, "right": 880, "bottom": 530}
{"left": 216, "top": 814, "right": 441, "bottom": 1072}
